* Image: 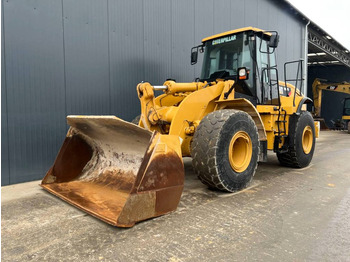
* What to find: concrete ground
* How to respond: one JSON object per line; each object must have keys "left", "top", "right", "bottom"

{"left": 2, "top": 131, "right": 350, "bottom": 262}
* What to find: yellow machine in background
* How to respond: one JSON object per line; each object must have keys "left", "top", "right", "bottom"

{"left": 312, "top": 78, "right": 350, "bottom": 129}
{"left": 42, "top": 27, "right": 317, "bottom": 227}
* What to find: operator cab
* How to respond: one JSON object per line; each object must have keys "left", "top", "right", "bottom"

{"left": 344, "top": 98, "right": 350, "bottom": 116}
{"left": 191, "top": 27, "right": 281, "bottom": 106}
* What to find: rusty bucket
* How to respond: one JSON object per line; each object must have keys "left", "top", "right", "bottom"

{"left": 41, "top": 116, "right": 184, "bottom": 227}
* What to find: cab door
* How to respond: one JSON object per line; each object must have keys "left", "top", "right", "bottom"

{"left": 255, "top": 36, "right": 279, "bottom": 106}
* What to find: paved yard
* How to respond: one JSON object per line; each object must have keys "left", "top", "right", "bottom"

{"left": 2, "top": 131, "right": 350, "bottom": 261}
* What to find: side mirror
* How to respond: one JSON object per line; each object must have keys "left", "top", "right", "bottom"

{"left": 191, "top": 47, "right": 198, "bottom": 65}
{"left": 268, "top": 32, "right": 279, "bottom": 48}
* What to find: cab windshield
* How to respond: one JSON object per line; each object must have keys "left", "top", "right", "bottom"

{"left": 200, "top": 32, "right": 252, "bottom": 81}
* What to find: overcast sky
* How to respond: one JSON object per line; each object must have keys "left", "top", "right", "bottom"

{"left": 288, "top": 0, "right": 350, "bottom": 50}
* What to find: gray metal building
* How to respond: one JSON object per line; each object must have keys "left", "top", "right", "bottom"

{"left": 0, "top": 0, "right": 344, "bottom": 185}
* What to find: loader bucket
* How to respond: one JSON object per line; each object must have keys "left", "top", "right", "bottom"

{"left": 41, "top": 116, "right": 184, "bottom": 227}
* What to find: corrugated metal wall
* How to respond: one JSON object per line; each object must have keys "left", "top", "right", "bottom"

{"left": 1, "top": 0, "right": 306, "bottom": 185}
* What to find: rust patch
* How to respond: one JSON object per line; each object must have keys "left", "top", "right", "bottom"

{"left": 117, "top": 191, "right": 156, "bottom": 226}
{"left": 131, "top": 133, "right": 157, "bottom": 193}
{"left": 42, "top": 181, "right": 129, "bottom": 225}
{"left": 155, "top": 185, "right": 184, "bottom": 215}
{"left": 138, "top": 152, "right": 184, "bottom": 191}
{"left": 87, "top": 169, "right": 135, "bottom": 192}
{"left": 42, "top": 135, "right": 93, "bottom": 184}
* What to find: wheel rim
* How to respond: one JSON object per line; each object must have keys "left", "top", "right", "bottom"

{"left": 302, "top": 126, "right": 313, "bottom": 154}
{"left": 228, "top": 131, "right": 252, "bottom": 173}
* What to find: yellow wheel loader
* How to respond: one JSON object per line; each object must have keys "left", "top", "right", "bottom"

{"left": 312, "top": 78, "right": 350, "bottom": 129}
{"left": 41, "top": 27, "right": 317, "bottom": 227}
{"left": 312, "top": 78, "right": 350, "bottom": 118}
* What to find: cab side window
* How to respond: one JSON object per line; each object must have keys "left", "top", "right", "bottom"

{"left": 256, "top": 37, "right": 279, "bottom": 105}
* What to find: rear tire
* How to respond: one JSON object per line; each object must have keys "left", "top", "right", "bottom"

{"left": 277, "top": 111, "right": 316, "bottom": 168}
{"left": 191, "top": 110, "right": 259, "bottom": 192}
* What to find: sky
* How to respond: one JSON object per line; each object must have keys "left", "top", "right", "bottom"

{"left": 288, "top": 0, "right": 350, "bottom": 50}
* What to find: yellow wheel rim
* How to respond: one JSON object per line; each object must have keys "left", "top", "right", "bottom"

{"left": 228, "top": 131, "right": 252, "bottom": 173}
{"left": 302, "top": 126, "right": 313, "bottom": 154}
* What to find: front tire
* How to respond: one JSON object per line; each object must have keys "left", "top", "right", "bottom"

{"left": 277, "top": 111, "right": 316, "bottom": 168}
{"left": 131, "top": 115, "right": 141, "bottom": 125}
{"left": 191, "top": 110, "right": 259, "bottom": 192}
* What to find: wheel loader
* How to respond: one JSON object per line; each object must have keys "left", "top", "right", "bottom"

{"left": 312, "top": 78, "right": 350, "bottom": 118}
{"left": 41, "top": 27, "right": 317, "bottom": 227}
{"left": 312, "top": 78, "right": 350, "bottom": 129}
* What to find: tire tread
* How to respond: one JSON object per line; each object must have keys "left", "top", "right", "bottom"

{"left": 277, "top": 111, "right": 315, "bottom": 168}
{"left": 192, "top": 110, "right": 259, "bottom": 192}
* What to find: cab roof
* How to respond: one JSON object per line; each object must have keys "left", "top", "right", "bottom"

{"left": 201, "top": 27, "right": 271, "bottom": 43}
